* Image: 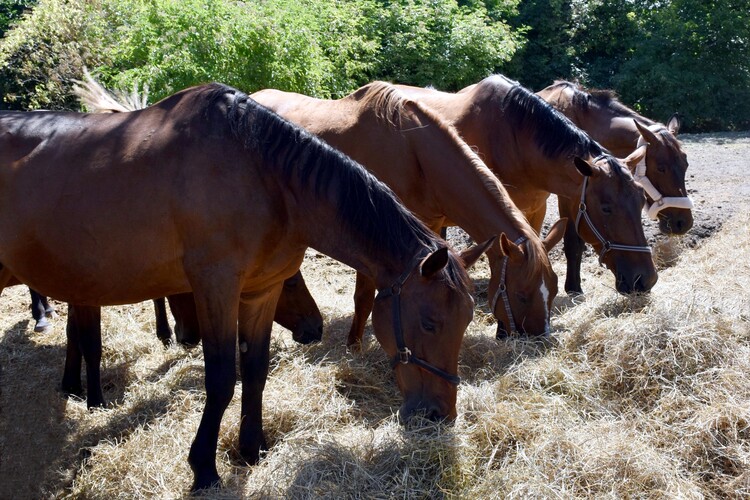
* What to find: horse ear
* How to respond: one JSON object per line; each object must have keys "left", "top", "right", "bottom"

{"left": 420, "top": 247, "right": 449, "bottom": 278}
{"left": 666, "top": 113, "right": 681, "bottom": 135}
{"left": 573, "top": 157, "right": 594, "bottom": 177}
{"left": 634, "top": 120, "right": 659, "bottom": 146}
{"left": 622, "top": 145, "right": 647, "bottom": 172}
{"left": 500, "top": 233, "right": 525, "bottom": 261}
{"left": 543, "top": 218, "right": 567, "bottom": 253}
{"left": 458, "top": 236, "right": 496, "bottom": 270}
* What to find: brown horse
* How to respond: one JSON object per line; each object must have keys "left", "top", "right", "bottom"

{"left": 252, "top": 82, "right": 566, "bottom": 340}
{"left": 71, "top": 73, "right": 325, "bottom": 345}
{"left": 0, "top": 83, "right": 485, "bottom": 491}
{"left": 396, "top": 75, "right": 657, "bottom": 295}
{"left": 537, "top": 80, "right": 693, "bottom": 236}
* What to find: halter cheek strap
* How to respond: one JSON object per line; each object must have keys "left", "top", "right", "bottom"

{"left": 574, "top": 169, "right": 652, "bottom": 265}
{"left": 633, "top": 135, "right": 694, "bottom": 220}
{"left": 490, "top": 236, "right": 527, "bottom": 335}
{"left": 375, "top": 251, "right": 461, "bottom": 386}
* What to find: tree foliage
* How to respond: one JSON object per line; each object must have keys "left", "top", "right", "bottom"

{"left": 0, "top": 0, "right": 520, "bottom": 108}
{"left": 0, "top": 0, "right": 748, "bottom": 130}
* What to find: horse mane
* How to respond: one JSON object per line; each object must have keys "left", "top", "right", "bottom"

{"left": 548, "top": 80, "right": 658, "bottom": 128}
{"left": 205, "top": 83, "right": 471, "bottom": 292}
{"left": 359, "top": 80, "right": 548, "bottom": 280}
{"left": 501, "top": 80, "right": 607, "bottom": 161}
{"left": 354, "top": 81, "right": 410, "bottom": 128}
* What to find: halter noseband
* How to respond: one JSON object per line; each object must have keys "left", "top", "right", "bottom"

{"left": 490, "top": 236, "right": 528, "bottom": 336}
{"left": 634, "top": 134, "right": 694, "bottom": 219}
{"left": 375, "top": 250, "right": 461, "bottom": 386}
{"left": 574, "top": 157, "right": 652, "bottom": 265}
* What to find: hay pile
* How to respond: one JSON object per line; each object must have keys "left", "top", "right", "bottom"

{"left": 1, "top": 210, "right": 748, "bottom": 498}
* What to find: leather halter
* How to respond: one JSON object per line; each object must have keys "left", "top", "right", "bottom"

{"left": 574, "top": 158, "right": 652, "bottom": 265}
{"left": 490, "top": 236, "right": 528, "bottom": 335}
{"left": 375, "top": 251, "right": 462, "bottom": 386}
{"left": 633, "top": 134, "right": 694, "bottom": 219}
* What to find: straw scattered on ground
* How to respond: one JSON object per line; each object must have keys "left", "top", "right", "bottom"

{"left": 1, "top": 134, "right": 749, "bottom": 498}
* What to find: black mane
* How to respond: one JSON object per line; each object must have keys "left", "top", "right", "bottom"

{"left": 203, "top": 83, "right": 471, "bottom": 291}
{"left": 503, "top": 83, "right": 607, "bottom": 160}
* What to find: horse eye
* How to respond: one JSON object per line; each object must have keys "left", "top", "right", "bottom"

{"left": 515, "top": 293, "right": 529, "bottom": 305}
{"left": 657, "top": 165, "right": 667, "bottom": 173}
{"left": 421, "top": 319, "right": 437, "bottom": 334}
{"left": 601, "top": 205, "right": 613, "bottom": 215}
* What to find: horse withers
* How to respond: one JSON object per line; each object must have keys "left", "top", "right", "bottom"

{"left": 0, "top": 83, "right": 485, "bottom": 491}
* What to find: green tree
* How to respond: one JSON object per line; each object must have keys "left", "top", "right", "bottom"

{"left": 375, "top": 0, "right": 521, "bottom": 90}
{"left": 504, "top": 0, "right": 575, "bottom": 90}
{"left": 615, "top": 0, "right": 750, "bottom": 130}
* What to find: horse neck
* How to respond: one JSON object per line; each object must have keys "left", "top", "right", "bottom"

{"left": 405, "top": 106, "right": 530, "bottom": 243}
{"left": 573, "top": 98, "right": 657, "bottom": 157}
{"left": 284, "top": 168, "right": 430, "bottom": 289}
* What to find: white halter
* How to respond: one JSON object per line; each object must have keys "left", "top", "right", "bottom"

{"left": 633, "top": 134, "right": 694, "bottom": 220}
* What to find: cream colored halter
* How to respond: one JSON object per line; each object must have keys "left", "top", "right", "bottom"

{"left": 633, "top": 133, "right": 694, "bottom": 220}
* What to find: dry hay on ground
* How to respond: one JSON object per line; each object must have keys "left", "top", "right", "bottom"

{"left": 1, "top": 209, "right": 749, "bottom": 499}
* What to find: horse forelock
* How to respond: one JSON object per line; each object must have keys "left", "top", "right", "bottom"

{"left": 599, "top": 154, "right": 637, "bottom": 184}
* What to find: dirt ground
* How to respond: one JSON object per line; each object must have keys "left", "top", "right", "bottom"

{"left": 447, "top": 130, "right": 750, "bottom": 256}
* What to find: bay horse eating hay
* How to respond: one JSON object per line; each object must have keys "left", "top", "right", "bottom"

{"left": 0, "top": 83, "right": 486, "bottom": 491}
{"left": 252, "top": 82, "right": 565, "bottom": 340}
{"left": 537, "top": 80, "right": 693, "bottom": 235}
{"left": 397, "top": 75, "right": 657, "bottom": 295}
{"left": 537, "top": 81, "right": 693, "bottom": 288}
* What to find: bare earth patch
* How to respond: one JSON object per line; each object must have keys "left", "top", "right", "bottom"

{"left": 1, "top": 131, "right": 749, "bottom": 498}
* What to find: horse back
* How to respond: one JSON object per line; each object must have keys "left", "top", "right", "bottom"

{"left": 0, "top": 86, "right": 294, "bottom": 304}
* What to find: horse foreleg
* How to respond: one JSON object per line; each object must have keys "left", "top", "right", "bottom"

{"left": 187, "top": 276, "right": 241, "bottom": 492}
{"left": 62, "top": 304, "right": 104, "bottom": 408}
{"left": 558, "top": 196, "right": 586, "bottom": 295}
{"left": 346, "top": 272, "right": 376, "bottom": 349}
{"left": 153, "top": 297, "right": 172, "bottom": 346}
{"left": 237, "top": 286, "right": 281, "bottom": 464}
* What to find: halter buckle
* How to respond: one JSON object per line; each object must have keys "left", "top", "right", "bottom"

{"left": 398, "top": 347, "right": 412, "bottom": 364}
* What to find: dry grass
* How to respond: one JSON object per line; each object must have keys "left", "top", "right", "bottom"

{"left": 1, "top": 209, "right": 749, "bottom": 499}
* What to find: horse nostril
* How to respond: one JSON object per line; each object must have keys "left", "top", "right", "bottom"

{"left": 425, "top": 405, "right": 445, "bottom": 422}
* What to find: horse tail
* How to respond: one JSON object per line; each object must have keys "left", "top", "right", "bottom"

{"left": 72, "top": 68, "right": 149, "bottom": 113}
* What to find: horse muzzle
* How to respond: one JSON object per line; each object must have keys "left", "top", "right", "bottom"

{"left": 658, "top": 207, "right": 694, "bottom": 235}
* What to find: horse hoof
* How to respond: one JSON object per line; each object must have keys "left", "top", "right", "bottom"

{"left": 190, "top": 473, "right": 222, "bottom": 493}
{"left": 34, "top": 318, "right": 51, "bottom": 333}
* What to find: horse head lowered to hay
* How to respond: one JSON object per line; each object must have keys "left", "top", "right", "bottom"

{"left": 252, "top": 82, "right": 565, "bottom": 340}
{"left": 397, "top": 75, "right": 657, "bottom": 296}
{"left": 537, "top": 80, "right": 693, "bottom": 236}
{"left": 0, "top": 83, "right": 485, "bottom": 490}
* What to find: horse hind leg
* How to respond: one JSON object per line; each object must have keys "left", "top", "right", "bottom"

{"left": 153, "top": 297, "right": 173, "bottom": 346}
{"left": 29, "top": 288, "right": 53, "bottom": 332}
